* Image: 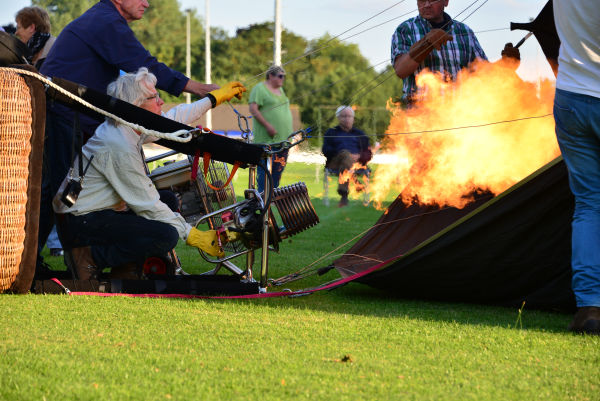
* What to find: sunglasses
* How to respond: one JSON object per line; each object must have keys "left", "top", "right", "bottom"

{"left": 145, "top": 92, "right": 161, "bottom": 104}
{"left": 276, "top": 74, "right": 286, "bottom": 79}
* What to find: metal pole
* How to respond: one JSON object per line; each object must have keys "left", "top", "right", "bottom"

{"left": 273, "top": 0, "right": 282, "bottom": 66}
{"left": 259, "top": 156, "right": 272, "bottom": 291}
{"left": 185, "top": 9, "right": 191, "bottom": 104}
{"left": 205, "top": 0, "right": 212, "bottom": 128}
{"left": 246, "top": 164, "right": 256, "bottom": 281}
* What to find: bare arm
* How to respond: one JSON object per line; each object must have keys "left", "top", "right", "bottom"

{"left": 183, "top": 79, "right": 220, "bottom": 98}
{"left": 249, "top": 102, "right": 277, "bottom": 137}
{"left": 393, "top": 54, "right": 420, "bottom": 79}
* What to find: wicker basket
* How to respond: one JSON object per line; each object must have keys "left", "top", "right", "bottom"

{"left": 0, "top": 67, "right": 43, "bottom": 293}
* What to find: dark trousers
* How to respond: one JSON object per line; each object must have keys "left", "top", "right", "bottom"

{"left": 257, "top": 149, "right": 288, "bottom": 194}
{"left": 61, "top": 209, "right": 179, "bottom": 269}
{"left": 38, "top": 110, "right": 77, "bottom": 265}
{"left": 327, "top": 150, "right": 359, "bottom": 197}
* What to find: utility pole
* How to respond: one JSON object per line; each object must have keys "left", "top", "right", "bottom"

{"left": 205, "top": 0, "right": 212, "bottom": 128}
{"left": 273, "top": 0, "right": 281, "bottom": 66}
{"left": 185, "top": 9, "right": 191, "bottom": 104}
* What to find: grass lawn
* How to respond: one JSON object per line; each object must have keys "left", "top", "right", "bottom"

{"left": 1, "top": 162, "right": 598, "bottom": 401}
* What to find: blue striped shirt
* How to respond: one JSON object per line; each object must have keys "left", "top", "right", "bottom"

{"left": 391, "top": 13, "right": 487, "bottom": 103}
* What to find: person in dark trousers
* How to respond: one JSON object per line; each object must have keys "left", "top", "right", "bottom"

{"left": 249, "top": 65, "right": 293, "bottom": 195}
{"left": 36, "top": 0, "right": 218, "bottom": 277}
{"left": 322, "top": 106, "right": 372, "bottom": 207}
{"left": 53, "top": 68, "right": 245, "bottom": 279}
{"left": 553, "top": 0, "right": 600, "bottom": 335}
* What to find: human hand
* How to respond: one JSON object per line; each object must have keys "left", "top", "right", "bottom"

{"left": 426, "top": 29, "right": 453, "bottom": 50}
{"left": 266, "top": 123, "right": 278, "bottom": 137}
{"left": 409, "top": 29, "right": 452, "bottom": 63}
{"left": 186, "top": 227, "right": 224, "bottom": 257}
{"left": 184, "top": 80, "right": 220, "bottom": 98}
{"left": 208, "top": 81, "right": 247, "bottom": 107}
{"left": 220, "top": 230, "right": 241, "bottom": 243}
{"left": 501, "top": 42, "right": 520, "bottom": 60}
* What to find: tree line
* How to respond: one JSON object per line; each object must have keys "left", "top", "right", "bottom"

{"left": 32, "top": 0, "right": 403, "bottom": 145}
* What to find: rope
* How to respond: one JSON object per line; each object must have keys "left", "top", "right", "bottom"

{"left": 316, "top": 114, "right": 554, "bottom": 140}
{"left": 0, "top": 67, "right": 198, "bottom": 143}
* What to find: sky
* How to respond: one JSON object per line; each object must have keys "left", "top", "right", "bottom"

{"left": 0, "top": 0, "right": 555, "bottom": 82}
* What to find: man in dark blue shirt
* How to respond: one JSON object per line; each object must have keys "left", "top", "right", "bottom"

{"left": 37, "top": 0, "right": 218, "bottom": 276}
{"left": 322, "top": 106, "right": 372, "bottom": 207}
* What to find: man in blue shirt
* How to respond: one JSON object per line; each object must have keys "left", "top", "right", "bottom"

{"left": 322, "top": 106, "right": 372, "bottom": 207}
{"left": 37, "top": 0, "right": 218, "bottom": 276}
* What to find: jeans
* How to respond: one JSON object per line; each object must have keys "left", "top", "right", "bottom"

{"left": 257, "top": 149, "right": 288, "bottom": 194}
{"left": 554, "top": 88, "right": 600, "bottom": 307}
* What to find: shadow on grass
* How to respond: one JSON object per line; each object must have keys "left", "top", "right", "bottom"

{"left": 196, "top": 282, "right": 572, "bottom": 334}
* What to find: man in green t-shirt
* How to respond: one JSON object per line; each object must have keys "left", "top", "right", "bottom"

{"left": 249, "top": 65, "right": 293, "bottom": 194}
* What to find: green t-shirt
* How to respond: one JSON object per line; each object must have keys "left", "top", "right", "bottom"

{"left": 249, "top": 82, "right": 293, "bottom": 145}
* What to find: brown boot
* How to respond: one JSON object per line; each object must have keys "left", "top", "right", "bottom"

{"left": 110, "top": 262, "right": 141, "bottom": 280}
{"left": 568, "top": 307, "right": 600, "bottom": 335}
{"left": 66, "top": 247, "right": 99, "bottom": 280}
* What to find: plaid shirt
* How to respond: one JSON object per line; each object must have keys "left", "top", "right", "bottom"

{"left": 391, "top": 13, "right": 487, "bottom": 103}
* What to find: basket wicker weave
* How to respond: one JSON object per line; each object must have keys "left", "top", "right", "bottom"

{"left": 0, "top": 69, "right": 33, "bottom": 292}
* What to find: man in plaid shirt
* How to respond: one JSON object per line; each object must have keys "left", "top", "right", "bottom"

{"left": 391, "top": 0, "right": 519, "bottom": 104}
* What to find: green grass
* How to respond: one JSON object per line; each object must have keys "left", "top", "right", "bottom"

{"left": 3, "top": 162, "right": 599, "bottom": 401}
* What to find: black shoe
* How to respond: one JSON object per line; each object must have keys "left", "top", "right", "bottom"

{"left": 568, "top": 307, "right": 600, "bottom": 335}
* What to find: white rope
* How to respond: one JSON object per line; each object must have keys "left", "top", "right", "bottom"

{"left": 0, "top": 67, "right": 196, "bottom": 143}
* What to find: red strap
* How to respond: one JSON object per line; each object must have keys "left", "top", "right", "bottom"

{"left": 49, "top": 256, "right": 395, "bottom": 299}
{"left": 206, "top": 161, "right": 240, "bottom": 191}
{"left": 191, "top": 149, "right": 201, "bottom": 180}
{"left": 189, "top": 129, "right": 240, "bottom": 191}
{"left": 203, "top": 152, "right": 211, "bottom": 177}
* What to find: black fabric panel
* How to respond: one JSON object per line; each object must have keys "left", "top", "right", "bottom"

{"left": 510, "top": 0, "right": 559, "bottom": 75}
{"left": 336, "top": 159, "right": 576, "bottom": 311}
{"left": 33, "top": 275, "right": 260, "bottom": 296}
{"left": 44, "top": 76, "right": 264, "bottom": 166}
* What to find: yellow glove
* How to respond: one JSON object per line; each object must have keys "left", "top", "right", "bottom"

{"left": 186, "top": 227, "right": 224, "bottom": 258}
{"left": 208, "top": 81, "right": 247, "bottom": 107}
{"left": 221, "top": 230, "right": 241, "bottom": 243}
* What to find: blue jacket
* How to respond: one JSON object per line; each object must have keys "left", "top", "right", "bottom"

{"left": 322, "top": 125, "right": 371, "bottom": 163}
{"left": 41, "top": 0, "right": 188, "bottom": 132}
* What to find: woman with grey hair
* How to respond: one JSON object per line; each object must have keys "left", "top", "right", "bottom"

{"left": 54, "top": 67, "right": 245, "bottom": 280}
{"left": 249, "top": 65, "right": 293, "bottom": 194}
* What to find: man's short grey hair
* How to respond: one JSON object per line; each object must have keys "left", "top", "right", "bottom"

{"left": 335, "top": 105, "right": 354, "bottom": 118}
{"left": 107, "top": 67, "right": 157, "bottom": 107}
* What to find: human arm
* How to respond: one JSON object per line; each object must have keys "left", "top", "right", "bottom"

{"left": 392, "top": 29, "right": 453, "bottom": 78}
{"left": 183, "top": 79, "right": 220, "bottom": 98}
{"left": 160, "top": 82, "right": 246, "bottom": 128}
{"left": 321, "top": 128, "right": 337, "bottom": 159}
{"left": 249, "top": 102, "right": 277, "bottom": 137}
{"left": 358, "top": 130, "right": 373, "bottom": 165}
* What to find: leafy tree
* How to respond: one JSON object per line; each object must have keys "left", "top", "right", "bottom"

{"left": 28, "top": 2, "right": 404, "bottom": 144}
{"left": 32, "top": 0, "right": 94, "bottom": 35}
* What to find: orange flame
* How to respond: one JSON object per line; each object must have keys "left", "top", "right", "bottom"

{"left": 339, "top": 162, "right": 370, "bottom": 196}
{"left": 370, "top": 59, "right": 559, "bottom": 209}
